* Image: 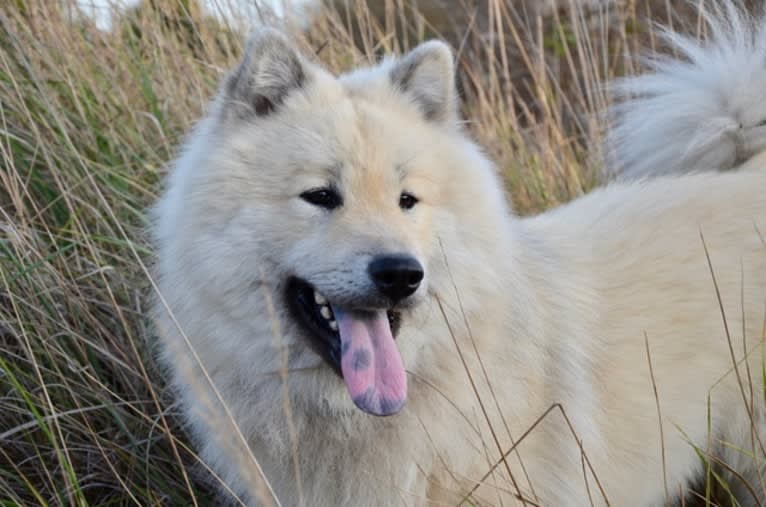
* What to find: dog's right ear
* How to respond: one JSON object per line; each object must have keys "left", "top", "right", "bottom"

{"left": 225, "top": 28, "right": 307, "bottom": 117}
{"left": 389, "top": 40, "right": 457, "bottom": 124}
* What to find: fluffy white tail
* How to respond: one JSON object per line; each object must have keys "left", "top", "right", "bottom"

{"left": 606, "top": 1, "right": 766, "bottom": 179}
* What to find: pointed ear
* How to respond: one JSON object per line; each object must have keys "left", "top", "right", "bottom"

{"left": 225, "top": 28, "right": 308, "bottom": 117}
{"left": 389, "top": 40, "right": 458, "bottom": 123}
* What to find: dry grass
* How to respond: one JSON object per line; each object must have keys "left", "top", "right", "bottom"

{"left": 0, "top": 0, "right": 751, "bottom": 504}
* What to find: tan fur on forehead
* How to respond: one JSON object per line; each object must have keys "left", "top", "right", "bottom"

{"left": 340, "top": 40, "right": 457, "bottom": 122}
{"left": 340, "top": 78, "right": 445, "bottom": 132}
{"left": 213, "top": 65, "right": 462, "bottom": 201}
{"left": 200, "top": 35, "right": 463, "bottom": 212}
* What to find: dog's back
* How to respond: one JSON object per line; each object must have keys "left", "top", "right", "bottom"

{"left": 519, "top": 167, "right": 766, "bottom": 505}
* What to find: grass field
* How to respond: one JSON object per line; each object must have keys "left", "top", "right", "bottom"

{"left": 0, "top": 0, "right": 744, "bottom": 504}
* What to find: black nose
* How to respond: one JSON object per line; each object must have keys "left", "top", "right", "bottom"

{"left": 368, "top": 255, "right": 424, "bottom": 303}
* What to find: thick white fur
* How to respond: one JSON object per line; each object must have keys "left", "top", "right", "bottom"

{"left": 608, "top": 0, "right": 766, "bottom": 179}
{"left": 154, "top": 29, "right": 766, "bottom": 506}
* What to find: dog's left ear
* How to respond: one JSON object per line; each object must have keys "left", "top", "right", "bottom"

{"left": 390, "top": 41, "right": 458, "bottom": 124}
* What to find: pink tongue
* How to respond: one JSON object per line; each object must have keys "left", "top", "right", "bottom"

{"left": 332, "top": 307, "right": 407, "bottom": 416}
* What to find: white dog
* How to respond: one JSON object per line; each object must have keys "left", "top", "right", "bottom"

{"left": 153, "top": 23, "right": 766, "bottom": 506}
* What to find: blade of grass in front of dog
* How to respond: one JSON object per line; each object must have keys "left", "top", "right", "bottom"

{"left": 710, "top": 441, "right": 765, "bottom": 506}
{"left": 436, "top": 237, "right": 528, "bottom": 503}
{"left": 701, "top": 230, "right": 766, "bottom": 477}
{"left": 738, "top": 263, "right": 766, "bottom": 497}
{"left": 704, "top": 393, "right": 713, "bottom": 507}
{"left": 695, "top": 336, "right": 766, "bottom": 505}
{"left": 260, "top": 274, "right": 305, "bottom": 507}
{"left": 700, "top": 447, "right": 742, "bottom": 506}
{"left": 438, "top": 235, "right": 609, "bottom": 504}
{"left": 645, "top": 332, "right": 670, "bottom": 505}
{"left": 457, "top": 403, "right": 611, "bottom": 506}
{"left": 674, "top": 425, "right": 724, "bottom": 506}
{"left": 435, "top": 296, "right": 519, "bottom": 505}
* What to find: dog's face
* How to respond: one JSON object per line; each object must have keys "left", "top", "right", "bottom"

{"left": 156, "top": 30, "right": 510, "bottom": 417}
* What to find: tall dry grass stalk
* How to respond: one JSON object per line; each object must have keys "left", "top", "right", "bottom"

{"left": 0, "top": 0, "right": 730, "bottom": 504}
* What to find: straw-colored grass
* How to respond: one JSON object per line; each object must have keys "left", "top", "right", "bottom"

{"left": 0, "top": 0, "right": 751, "bottom": 504}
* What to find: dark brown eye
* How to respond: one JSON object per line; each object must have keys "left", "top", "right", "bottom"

{"left": 300, "top": 188, "right": 342, "bottom": 210}
{"left": 399, "top": 192, "right": 418, "bottom": 210}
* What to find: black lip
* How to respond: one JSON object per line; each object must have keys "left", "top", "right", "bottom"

{"left": 285, "top": 277, "right": 401, "bottom": 377}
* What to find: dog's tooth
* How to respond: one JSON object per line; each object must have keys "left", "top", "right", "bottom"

{"left": 314, "top": 291, "right": 327, "bottom": 305}
{"left": 329, "top": 320, "right": 338, "bottom": 331}
{"left": 320, "top": 306, "right": 332, "bottom": 320}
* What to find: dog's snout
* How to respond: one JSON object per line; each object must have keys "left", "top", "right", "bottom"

{"left": 368, "top": 255, "right": 424, "bottom": 303}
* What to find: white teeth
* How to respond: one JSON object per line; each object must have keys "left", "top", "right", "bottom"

{"left": 313, "top": 291, "right": 336, "bottom": 332}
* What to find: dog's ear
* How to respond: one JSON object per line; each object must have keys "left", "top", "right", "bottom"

{"left": 390, "top": 41, "right": 457, "bottom": 124}
{"left": 225, "top": 28, "right": 307, "bottom": 117}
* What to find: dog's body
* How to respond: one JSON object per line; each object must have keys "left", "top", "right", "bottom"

{"left": 608, "top": 1, "right": 766, "bottom": 179}
{"left": 153, "top": 27, "right": 766, "bottom": 507}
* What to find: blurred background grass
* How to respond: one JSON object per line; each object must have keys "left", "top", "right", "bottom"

{"left": 0, "top": 0, "right": 743, "bottom": 504}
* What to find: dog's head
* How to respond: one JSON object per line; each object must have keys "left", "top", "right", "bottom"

{"left": 155, "top": 29, "right": 511, "bottom": 417}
